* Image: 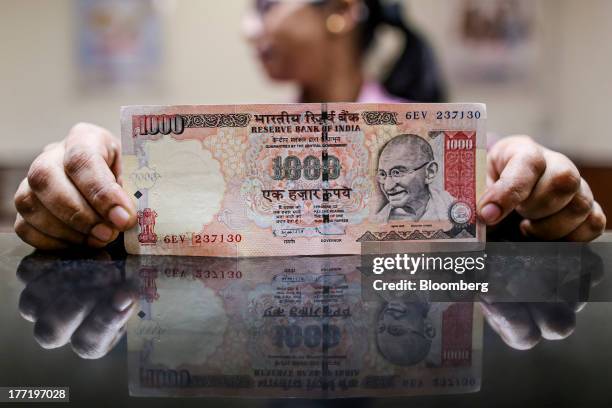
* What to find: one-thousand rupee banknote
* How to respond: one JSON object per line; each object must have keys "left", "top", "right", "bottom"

{"left": 121, "top": 103, "right": 486, "bottom": 256}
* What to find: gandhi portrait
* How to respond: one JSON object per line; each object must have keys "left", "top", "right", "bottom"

{"left": 375, "top": 301, "right": 433, "bottom": 366}
{"left": 374, "top": 134, "right": 455, "bottom": 223}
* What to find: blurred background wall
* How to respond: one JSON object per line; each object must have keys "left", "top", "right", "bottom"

{"left": 0, "top": 0, "right": 610, "bottom": 230}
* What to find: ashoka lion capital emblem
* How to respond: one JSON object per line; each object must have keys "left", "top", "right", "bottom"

{"left": 137, "top": 208, "right": 158, "bottom": 244}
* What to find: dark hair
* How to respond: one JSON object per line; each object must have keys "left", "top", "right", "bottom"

{"left": 360, "top": 0, "right": 447, "bottom": 103}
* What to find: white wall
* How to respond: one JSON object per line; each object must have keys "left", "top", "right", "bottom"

{"left": 1, "top": 0, "right": 611, "bottom": 165}
{"left": 406, "top": 0, "right": 612, "bottom": 164}
{"left": 552, "top": 0, "right": 612, "bottom": 163}
{"left": 0, "top": 0, "right": 292, "bottom": 165}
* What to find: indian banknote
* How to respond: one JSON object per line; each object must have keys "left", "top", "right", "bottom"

{"left": 127, "top": 255, "right": 483, "bottom": 398}
{"left": 121, "top": 103, "right": 487, "bottom": 256}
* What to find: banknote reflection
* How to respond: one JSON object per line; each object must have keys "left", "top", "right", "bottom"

{"left": 376, "top": 301, "right": 434, "bottom": 366}
{"left": 126, "top": 255, "right": 481, "bottom": 398}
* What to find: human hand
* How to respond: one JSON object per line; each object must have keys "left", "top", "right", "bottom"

{"left": 478, "top": 136, "right": 606, "bottom": 241}
{"left": 14, "top": 123, "right": 136, "bottom": 250}
{"left": 479, "top": 301, "right": 578, "bottom": 350}
{"left": 479, "top": 242, "right": 603, "bottom": 349}
{"left": 17, "top": 251, "right": 136, "bottom": 359}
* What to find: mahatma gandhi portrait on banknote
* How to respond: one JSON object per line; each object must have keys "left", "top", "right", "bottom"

{"left": 373, "top": 134, "right": 456, "bottom": 224}
{"left": 122, "top": 104, "right": 485, "bottom": 256}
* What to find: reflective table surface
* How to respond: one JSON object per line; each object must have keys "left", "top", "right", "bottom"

{"left": 1, "top": 233, "right": 611, "bottom": 407}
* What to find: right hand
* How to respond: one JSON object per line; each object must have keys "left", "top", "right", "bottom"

{"left": 14, "top": 123, "right": 136, "bottom": 250}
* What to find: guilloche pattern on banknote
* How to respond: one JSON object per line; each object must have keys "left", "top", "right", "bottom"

{"left": 121, "top": 103, "right": 486, "bottom": 256}
{"left": 127, "top": 255, "right": 483, "bottom": 398}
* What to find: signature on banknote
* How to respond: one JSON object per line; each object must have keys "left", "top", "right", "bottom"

{"left": 121, "top": 103, "right": 486, "bottom": 257}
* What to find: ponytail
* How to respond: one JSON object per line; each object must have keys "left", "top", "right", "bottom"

{"left": 361, "top": 0, "right": 447, "bottom": 103}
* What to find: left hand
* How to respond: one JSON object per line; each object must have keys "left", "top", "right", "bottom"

{"left": 478, "top": 136, "right": 606, "bottom": 241}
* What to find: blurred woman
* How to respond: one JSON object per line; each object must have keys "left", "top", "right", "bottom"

{"left": 244, "top": 0, "right": 445, "bottom": 103}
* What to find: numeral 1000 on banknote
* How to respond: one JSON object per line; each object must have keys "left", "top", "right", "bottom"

{"left": 272, "top": 155, "right": 342, "bottom": 180}
{"left": 136, "top": 115, "right": 184, "bottom": 136}
{"left": 121, "top": 103, "right": 487, "bottom": 257}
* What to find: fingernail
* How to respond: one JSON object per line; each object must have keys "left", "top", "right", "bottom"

{"left": 112, "top": 292, "right": 134, "bottom": 313}
{"left": 91, "top": 223, "right": 113, "bottom": 242}
{"left": 479, "top": 203, "right": 502, "bottom": 224}
{"left": 109, "top": 206, "right": 131, "bottom": 229}
{"left": 520, "top": 219, "right": 532, "bottom": 237}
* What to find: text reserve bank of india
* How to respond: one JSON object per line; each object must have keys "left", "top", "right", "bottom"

{"left": 121, "top": 103, "right": 486, "bottom": 257}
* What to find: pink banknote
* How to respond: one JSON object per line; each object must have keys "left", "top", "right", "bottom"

{"left": 121, "top": 103, "right": 486, "bottom": 256}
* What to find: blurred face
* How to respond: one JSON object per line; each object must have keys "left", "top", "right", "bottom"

{"left": 377, "top": 143, "right": 433, "bottom": 209}
{"left": 243, "top": 0, "right": 331, "bottom": 82}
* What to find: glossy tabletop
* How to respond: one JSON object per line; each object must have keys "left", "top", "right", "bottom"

{"left": 1, "top": 233, "right": 611, "bottom": 407}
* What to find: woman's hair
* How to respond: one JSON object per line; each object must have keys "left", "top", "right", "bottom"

{"left": 360, "top": 0, "right": 447, "bottom": 103}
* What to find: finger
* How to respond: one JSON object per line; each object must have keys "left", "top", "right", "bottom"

{"left": 479, "top": 136, "right": 546, "bottom": 225}
{"left": 564, "top": 201, "right": 607, "bottom": 242}
{"left": 14, "top": 178, "right": 87, "bottom": 245}
{"left": 85, "top": 227, "right": 120, "bottom": 249}
{"left": 71, "top": 289, "right": 136, "bottom": 359}
{"left": 16, "top": 252, "right": 59, "bottom": 284}
{"left": 63, "top": 123, "right": 136, "bottom": 231}
{"left": 18, "top": 257, "right": 119, "bottom": 322}
{"left": 18, "top": 264, "right": 64, "bottom": 322}
{"left": 17, "top": 260, "right": 72, "bottom": 321}
{"left": 18, "top": 291, "right": 43, "bottom": 323}
{"left": 18, "top": 283, "right": 64, "bottom": 323}
{"left": 516, "top": 150, "right": 581, "bottom": 219}
{"left": 14, "top": 214, "right": 69, "bottom": 251}
{"left": 27, "top": 147, "right": 103, "bottom": 235}
{"left": 479, "top": 302, "right": 541, "bottom": 350}
{"left": 33, "top": 291, "right": 97, "bottom": 349}
{"left": 520, "top": 181, "right": 593, "bottom": 240}
{"left": 29, "top": 195, "right": 119, "bottom": 248}
{"left": 526, "top": 303, "right": 575, "bottom": 340}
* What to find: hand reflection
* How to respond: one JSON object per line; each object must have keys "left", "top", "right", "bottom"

{"left": 478, "top": 246, "right": 603, "bottom": 350}
{"left": 16, "top": 251, "right": 136, "bottom": 359}
{"left": 479, "top": 301, "right": 578, "bottom": 350}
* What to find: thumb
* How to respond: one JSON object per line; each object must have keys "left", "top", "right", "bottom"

{"left": 478, "top": 137, "right": 546, "bottom": 225}
{"left": 63, "top": 123, "right": 136, "bottom": 231}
